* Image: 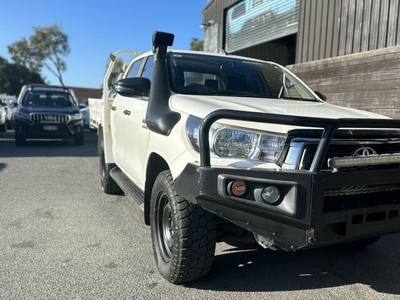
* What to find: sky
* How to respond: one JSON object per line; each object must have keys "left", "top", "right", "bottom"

{"left": 0, "top": 0, "right": 208, "bottom": 89}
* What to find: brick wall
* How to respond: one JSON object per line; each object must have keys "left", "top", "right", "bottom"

{"left": 71, "top": 87, "right": 102, "bottom": 100}
{"left": 287, "top": 46, "right": 400, "bottom": 119}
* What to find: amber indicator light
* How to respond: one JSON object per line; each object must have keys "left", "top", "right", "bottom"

{"left": 231, "top": 180, "right": 247, "bottom": 197}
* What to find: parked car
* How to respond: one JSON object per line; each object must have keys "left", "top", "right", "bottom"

{"left": 6, "top": 98, "right": 17, "bottom": 129}
{"left": 78, "top": 101, "right": 90, "bottom": 127}
{"left": 14, "top": 84, "right": 84, "bottom": 146}
{"left": 0, "top": 97, "right": 8, "bottom": 132}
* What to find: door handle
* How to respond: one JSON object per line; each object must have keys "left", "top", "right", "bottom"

{"left": 123, "top": 109, "right": 131, "bottom": 116}
{"left": 111, "top": 106, "right": 117, "bottom": 111}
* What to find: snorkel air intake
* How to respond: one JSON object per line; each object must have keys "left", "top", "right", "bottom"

{"left": 146, "top": 31, "right": 181, "bottom": 136}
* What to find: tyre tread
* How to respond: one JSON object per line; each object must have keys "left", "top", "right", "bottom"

{"left": 152, "top": 170, "right": 216, "bottom": 284}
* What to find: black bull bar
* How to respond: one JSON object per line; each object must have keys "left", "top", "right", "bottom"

{"left": 174, "top": 110, "right": 400, "bottom": 250}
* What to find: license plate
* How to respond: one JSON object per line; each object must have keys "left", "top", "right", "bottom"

{"left": 43, "top": 125, "right": 58, "bottom": 131}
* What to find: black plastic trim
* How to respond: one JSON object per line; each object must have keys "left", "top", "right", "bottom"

{"left": 110, "top": 167, "right": 145, "bottom": 211}
{"left": 146, "top": 31, "right": 180, "bottom": 136}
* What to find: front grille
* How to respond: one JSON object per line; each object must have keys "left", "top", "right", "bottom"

{"left": 298, "top": 142, "right": 400, "bottom": 170}
{"left": 30, "top": 113, "right": 69, "bottom": 124}
{"left": 324, "top": 184, "right": 400, "bottom": 213}
{"left": 325, "top": 184, "right": 400, "bottom": 197}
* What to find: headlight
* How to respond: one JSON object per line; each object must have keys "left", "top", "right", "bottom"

{"left": 70, "top": 112, "right": 82, "bottom": 120}
{"left": 15, "top": 111, "right": 30, "bottom": 119}
{"left": 186, "top": 116, "right": 286, "bottom": 163}
{"left": 213, "top": 128, "right": 259, "bottom": 158}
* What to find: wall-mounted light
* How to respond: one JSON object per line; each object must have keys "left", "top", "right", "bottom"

{"left": 200, "top": 20, "right": 214, "bottom": 28}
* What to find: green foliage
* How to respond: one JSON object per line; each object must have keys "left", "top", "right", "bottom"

{"left": 7, "top": 24, "right": 70, "bottom": 86}
{"left": 190, "top": 38, "right": 204, "bottom": 51}
{"left": 0, "top": 56, "right": 44, "bottom": 96}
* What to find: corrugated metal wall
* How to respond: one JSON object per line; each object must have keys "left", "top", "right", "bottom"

{"left": 202, "top": 0, "right": 239, "bottom": 53}
{"left": 297, "top": 0, "right": 400, "bottom": 63}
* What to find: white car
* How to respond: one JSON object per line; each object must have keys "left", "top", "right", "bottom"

{"left": 0, "top": 98, "right": 8, "bottom": 132}
{"left": 94, "top": 32, "right": 400, "bottom": 284}
{"left": 78, "top": 101, "right": 90, "bottom": 127}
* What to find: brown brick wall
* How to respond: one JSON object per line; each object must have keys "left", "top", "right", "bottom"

{"left": 287, "top": 46, "right": 400, "bottom": 119}
{"left": 71, "top": 87, "right": 102, "bottom": 100}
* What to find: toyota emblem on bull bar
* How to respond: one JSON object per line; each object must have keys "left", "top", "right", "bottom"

{"left": 352, "top": 146, "right": 377, "bottom": 156}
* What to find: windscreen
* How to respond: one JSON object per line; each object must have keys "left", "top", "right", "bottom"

{"left": 167, "top": 52, "right": 318, "bottom": 101}
{"left": 22, "top": 91, "right": 76, "bottom": 108}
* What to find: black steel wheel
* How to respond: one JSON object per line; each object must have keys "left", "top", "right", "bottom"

{"left": 150, "top": 170, "right": 216, "bottom": 284}
{"left": 100, "top": 141, "right": 122, "bottom": 195}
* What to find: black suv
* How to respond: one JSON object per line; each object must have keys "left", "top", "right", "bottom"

{"left": 14, "top": 84, "right": 85, "bottom": 146}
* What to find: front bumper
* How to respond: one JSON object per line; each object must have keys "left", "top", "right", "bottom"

{"left": 175, "top": 164, "right": 400, "bottom": 251}
{"left": 15, "top": 118, "right": 83, "bottom": 139}
{"left": 175, "top": 110, "right": 400, "bottom": 251}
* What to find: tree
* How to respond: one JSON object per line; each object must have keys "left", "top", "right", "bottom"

{"left": 190, "top": 38, "right": 204, "bottom": 51}
{"left": 0, "top": 56, "right": 44, "bottom": 96}
{"left": 7, "top": 24, "right": 70, "bottom": 86}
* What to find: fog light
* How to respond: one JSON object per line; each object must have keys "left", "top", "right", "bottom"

{"left": 261, "top": 186, "right": 281, "bottom": 204}
{"left": 228, "top": 180, "right": 247, "bottom": 197}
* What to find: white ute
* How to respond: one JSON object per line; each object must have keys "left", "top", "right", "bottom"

{"left": 91, "top": 31, "right": 400, "bottom": 284}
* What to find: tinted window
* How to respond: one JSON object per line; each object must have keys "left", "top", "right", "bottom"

{"left": 167, "top": 52, "right": 317, "bottom": 101}
{"left": 22, "top": 91, "right": 76, "bottom": 107}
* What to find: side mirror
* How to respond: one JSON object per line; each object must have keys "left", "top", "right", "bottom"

{"left": 115, "top": 77, "right": 151, "bottom": 97}
{"left": 314, "top": 91, "right": 327, "bottom": 101}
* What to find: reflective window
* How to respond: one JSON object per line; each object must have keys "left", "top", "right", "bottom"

{"left": 167, "top": 52, "right": 317, "bottom": 101}
{"left": 22, "top": 91, "right": 76, "bottom": 107}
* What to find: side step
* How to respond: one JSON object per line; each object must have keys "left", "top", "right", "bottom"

{"left": 110, "top": 167, "right": 145, "bottom": 212}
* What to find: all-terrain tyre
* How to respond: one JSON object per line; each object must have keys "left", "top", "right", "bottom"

{"left": 150, "top": 170, "right": 216, "bottom": 284}
{"left": 100, "top": 141, "right": 122, "bottom": 194}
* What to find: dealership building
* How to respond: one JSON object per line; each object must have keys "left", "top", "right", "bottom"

{"left": 201, "top": 0, "right": 400, "bottom": 118}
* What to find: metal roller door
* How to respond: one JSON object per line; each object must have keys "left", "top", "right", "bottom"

{"left": 225, "top": 0, "right": 300, "bottom": 53}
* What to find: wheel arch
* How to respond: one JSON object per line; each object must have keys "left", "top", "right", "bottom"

{"left": 144, "top": 153, "right": 169, "bottom": 225}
